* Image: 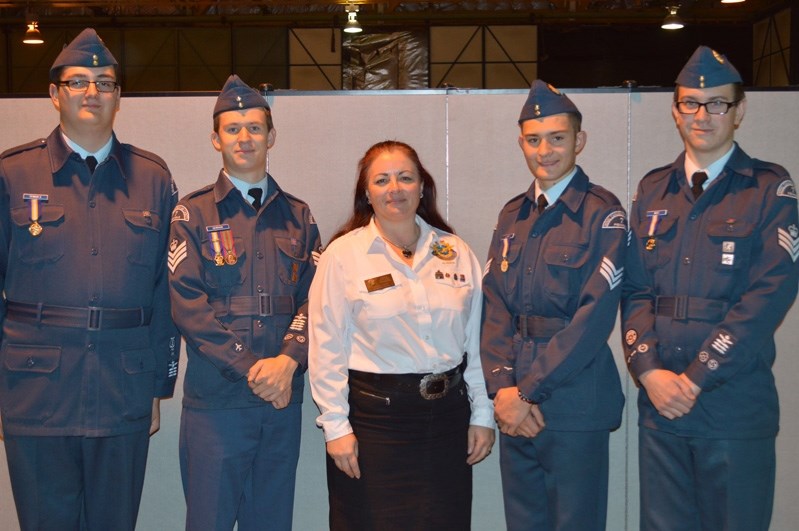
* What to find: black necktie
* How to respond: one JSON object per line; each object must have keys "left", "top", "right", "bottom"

{"left": 691, "top": 171, "right": 708, "bottom": 199}
{"left": 248, "top": 187, "right": 263, "bottom": 209}
{"left": 537, "top": 194, "right": 548, "bottom": 214}
{"left": 85, "top": 156, "right": 98, "bottom": 174}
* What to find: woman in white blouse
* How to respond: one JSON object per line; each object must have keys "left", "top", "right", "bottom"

{"left": 308, "top": 140, "right": 495, "bottom": 530}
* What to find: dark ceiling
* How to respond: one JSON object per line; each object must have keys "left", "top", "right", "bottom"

{"left": 0, "top": 1, "right": 791, "bottom": 29}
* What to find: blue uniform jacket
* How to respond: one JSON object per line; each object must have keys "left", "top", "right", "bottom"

{"left": 481, "top": 167, "right": 626, "bottom": 432}
{"left": 621, "top": 145, "right": 799, "bottom": 438}
{"left": 0, "top": 127, "right": 179, "bottom": 437}
{"left": 168, "top": 171, "right": 320, "bottom": 409}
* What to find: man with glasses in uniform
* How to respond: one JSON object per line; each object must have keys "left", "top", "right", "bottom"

{"left": 622, "top": 46, "right": 799, "bottom": 530}
{"left": 0, "top": 28, "right": 179, "bottom": 531}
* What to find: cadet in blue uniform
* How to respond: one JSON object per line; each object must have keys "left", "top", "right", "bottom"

{"left": 0, "top": 28, "right": 179, "bottom": 531}
{"left": 168, "top": 75, "right": 321, "bottom": 531}
{"left": 621, "top": 46, "right": 799, "bottom": 531}
{"left": 481, "top": 80, "right": 626, "bottom": 531}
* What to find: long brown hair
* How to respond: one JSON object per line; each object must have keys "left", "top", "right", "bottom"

{"left": 329, "top": 140, "right": 454, "bottom": 243}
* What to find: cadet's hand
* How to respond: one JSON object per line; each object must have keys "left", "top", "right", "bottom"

{"left": 150, "top": 398, "right": 161, "bottom": 436}
{"left": 639, "top": 369, "right": 697, "bottom": 420}
{"left": 247, "top": 355, "right": 298, "bottom": 405}
{"left": 327, "top": 433, "right": 360, "bottom": 479}
{"left": 466, "top": 425, "right": 496, "bottom": 465}
{"left": 494, "top": 387, "right": 541, "bottom": 437}
{"left": 513, "top": 404, "right": 546, "bottom": 439}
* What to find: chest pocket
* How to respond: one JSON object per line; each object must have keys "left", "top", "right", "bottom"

{"left": 357, "top": 277, "right": 407, "bottom": 319}
{"left": 706, "top": 218, "right": 755, "bottom": 272}
{"left": 638, "top": 215, "right": 679, "bottom": 269}
{"left": 501, "top": 242, "right": 524, "bottom": 295}
{"left": 202, "top": 237, "right": 247, "bottom": 290}
{"left": 10, "top": 204, "right": 65, "bottom": 265}
{"left": 275, "top": 237, "right": 308, "bottom": 286}
{"left": 123, "top": 208, "right": 162, "bottom": 268}
{"left": 543, "top": 243, "right": 590, "bottom": 299}
{"left": 431, "top": 273, "right": 473, "bottom": 312}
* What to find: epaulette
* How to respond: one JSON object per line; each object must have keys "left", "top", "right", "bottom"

{"left": 641, "top": 162, "right": 674, "bottom": 181}
{"left": 120, "top": 143, "right": 170, "bottom": 172}
{"left": 751, "top": 158, "right": 790, "bottom": 180}
{"left": 501, "top": 190, "right": 528, "bottom": 212}
{"left": 181, "top": 183, "right": 216, "bottom": 203}
{"left": 280, "top": 188, "right": 312, "bottom": 209}
{"left": 0, "top": 138, "right": 47, "bottom": 159}
{"left": 586, "top": 182, "right": 623, "bottom": 207}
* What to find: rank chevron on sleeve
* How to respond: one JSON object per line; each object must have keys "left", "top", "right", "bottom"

{"left": 168, "top": 239, "right": 188, "bottom": 274}
{"left": 777, "top": 227, "right": 799, "bottom": 262}
{"left": 599, "top": 256, "right": 623, "bottom": 290}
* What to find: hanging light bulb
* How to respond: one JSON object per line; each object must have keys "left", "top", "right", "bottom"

{"left": 344, "top": 2, "right": 362, "bottom": 34}
{"left": 23, "top": 17, "right": 43, "bottom": 45}
{"left": 661, "top": 6, "right": 684, "bottom": 31}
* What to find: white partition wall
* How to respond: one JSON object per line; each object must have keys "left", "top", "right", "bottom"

{"left": 0, "top": 88, "right": 797, "bottom": 530}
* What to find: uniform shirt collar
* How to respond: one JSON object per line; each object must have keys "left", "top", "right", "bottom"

{"left": 684, "top": 143, "right": 736, "bottom": 187}
{"left": 534, "top": 165, "right": 578, "bottom": 208}
{"left": 61, "top": 130, "right": 113, "bottom": 164}
{"left": 364, "top": 215, "right": 436, "bottom": 257}
{"left": 223, "top": 170, "right": 269, "bottom": 204}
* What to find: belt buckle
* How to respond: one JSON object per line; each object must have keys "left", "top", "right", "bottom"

{"left": 87, "top": 306, "right": 102, "bottom": 331}
{"left": 419, "top": 372, "right": 448, "bottom": 400}
{"left": 258, "top": 294, "right": 272, "bottom": 317}
{"left": 673, "top": 295, "right": 687, "bottom": 320}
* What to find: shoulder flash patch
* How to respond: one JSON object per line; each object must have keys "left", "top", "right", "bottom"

{"left": 171, "top": 205, "right": 190, "bottom": 223}
{"left": 602, "top": 210, "right": 627, "bottom": 230}
{"left": 777, "top": 179, "right": 797, "bottom": 200}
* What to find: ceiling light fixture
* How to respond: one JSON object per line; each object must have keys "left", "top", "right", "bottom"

{"left": 344, "top": 1, "right": 362, "bottom": 34}
{"left": 23, "top": 15, "right": 43, "bottom": 45}
{"left": 661, "top": 6, "right": 684, "bottom": 30}
{"left": 720, "top": 0, "right": 745, "bottom": 4}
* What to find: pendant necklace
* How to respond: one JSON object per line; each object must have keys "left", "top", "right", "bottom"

{"left": 380, "top": 225, "right": 420, "bottom": 259}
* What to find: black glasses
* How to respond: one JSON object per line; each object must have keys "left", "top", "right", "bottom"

{"left": 57, "top": 79, "right": 119, "bottom": 93}
{"left": 675, "top": 100, "right": 740, "bottom": 115}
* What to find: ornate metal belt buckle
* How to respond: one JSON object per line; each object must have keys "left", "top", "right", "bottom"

{"left": 419, "top": 372, "right": 448, "bottom": 400}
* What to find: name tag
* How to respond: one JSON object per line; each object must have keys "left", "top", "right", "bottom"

{"left": 364, "top": 274, "right": 395, "bottom": 293}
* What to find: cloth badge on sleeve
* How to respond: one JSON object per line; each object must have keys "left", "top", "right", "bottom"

{"left": 777, "top": 179, "right": 797, "bottom": 199}
{"left": 312, "top": 248, "right": 322, "bottom": 266}
{"left": 601, "top": 210, "right": 627, "bottom": 230}
{"left": 171, "top": 205, "right": 189, "bottom": 223}
{"left": 483, "top": 258, "right": 493, "bottom": 278}
{"left": 599, "top": 257, "right": 623, "bottom": 290}
{"left": 710, "top": 331, "right": 735, "bottom": 356}
{"left": 625, "top": 329, "right": 638, "bottom": 346}
{"left": 167, "top": 238, "right": 187, "bottom": 274}
{"left": 778, "top": 225, "right": 799, "bottom": 262}
{"left": 288, "top": 313, "right": 307, "bottom": 332}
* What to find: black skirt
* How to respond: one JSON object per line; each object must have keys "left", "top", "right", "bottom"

{"left": 327, "top": 369, "right": 473, "bottom": 531}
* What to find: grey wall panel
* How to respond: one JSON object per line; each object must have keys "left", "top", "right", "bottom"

{"left": 0, "top": 89, "right": 797, "bottom": 531}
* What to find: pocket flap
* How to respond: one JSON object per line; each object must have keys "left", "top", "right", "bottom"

{"left": 123, "top": 208, "right": 161, "bottom": 232}
{"left": 3, "top": 344, "right": 61, "bottom": 374}
{"left": 543, "top": 244, "right": 589, "bottom": 268}
{"left": 121, "top": 349, "right": 156, "bottom": 375}
{"left": 11, "top": 204, "right": 65, "bottom": 226}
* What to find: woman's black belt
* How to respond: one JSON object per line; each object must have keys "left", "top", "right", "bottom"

{"left": 349, "top": 360, "right": 464, "bottom": 400}
{"left": 5, "top": 300, "right": 152, "bottom": 330}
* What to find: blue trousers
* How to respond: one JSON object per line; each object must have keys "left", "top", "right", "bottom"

{"left": 639, "top": 426, "right": 775, "bottom": 531}
{"left": 500, "top": 429, "right": 610, "bottom": 531}
{"left": 179, "top": 403, "right": 301, "bottom": 531}
{"left": 4, "top": 430, "right": 150, "bottom": 531}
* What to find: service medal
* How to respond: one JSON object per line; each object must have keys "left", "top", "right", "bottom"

{"left": 645, "top": 237, "right": 656, "bottom": 251}
{"left": 23, "top": 193, "right": 49, "bottom": 238}
{"left": 500, "top": 259, "right": 508, "bottom": 272}
{"left": 225, "top": 252, "right": 238, "bottom": 265}
{"left": 221, "top": 228, "right": 238, "bottom": 266}
{"left": 207, "top": 224, "right": 230, "bottom": 267}
{"left": 29, "top": 221, "right": 42, "bottom": 237}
